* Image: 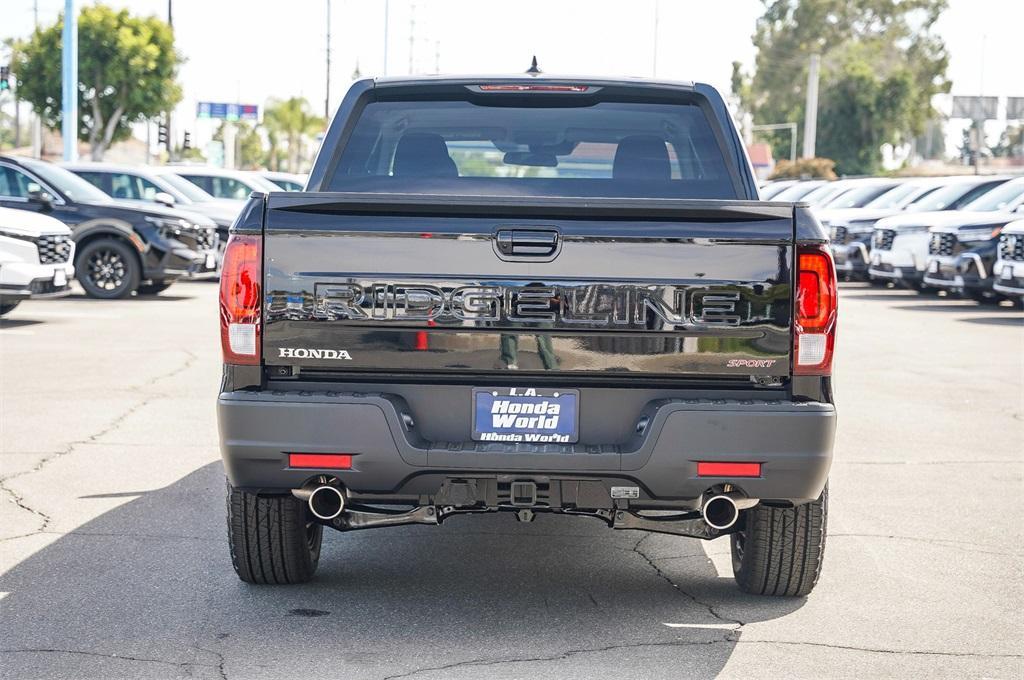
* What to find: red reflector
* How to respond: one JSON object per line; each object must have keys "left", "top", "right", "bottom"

{"left": 288, "top": 453, "right": 353, "bottom": 469}
{"left": 697, "top": 462, "right": 761, "bottom": 477}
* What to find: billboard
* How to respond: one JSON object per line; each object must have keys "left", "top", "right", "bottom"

{"left": 1007, "top": 97, "right": 1024, "bottom": 120}
{"left": 951, "top": 96, "right": 998, "bottom": 120}
{"left": 196, "top": 102, "right": 259, "bottom": 121}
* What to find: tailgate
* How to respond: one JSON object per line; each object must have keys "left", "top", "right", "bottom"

{"left": 262, "top": 193, "right": 794, "bottom": 380}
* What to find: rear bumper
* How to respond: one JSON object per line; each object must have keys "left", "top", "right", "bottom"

{"left": 218, "top": 390, "right": 835, "bottom": 506}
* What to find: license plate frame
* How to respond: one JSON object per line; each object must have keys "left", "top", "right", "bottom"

{"left": 1002, "top": 264, "right": 1014, "bottom": 280}
{"left": 472, "top": 387, "right": 579, "bottom": 444}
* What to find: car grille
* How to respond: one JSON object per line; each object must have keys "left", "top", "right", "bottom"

{"left": 831, "top": 225, "right": 849, "bottom": 244}
{"left": 195, "top": 228, "right": 216, "bottom": 250}
{"left": 929, "top": 232, "right": 957, "bottom": 256}
{"left": 872, "top": 229, "right": 895, "bottom": 251}
{"left": 999, "top": 233, "right": 1024, "bottom": 262}
{"left": 35, "top": 234, "right": 73, "bottom": 264}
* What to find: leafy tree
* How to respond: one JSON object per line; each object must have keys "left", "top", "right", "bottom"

{"left": 992, "top": 124, "right": 1023, "bottom": 159}
{"left": 11, "top": 4, "right": 183, "bottom": 160}
{"left": 769, "top": 157, "right": 837, "bottom": 180}
{"left": 263, "top": 97, "right": 325, "bottom": 173}
{"left": 213, "top": 121, "right": 264, "bottom": 169}
{"left": 737, "top": 0, "right": 950, "bottom": 175}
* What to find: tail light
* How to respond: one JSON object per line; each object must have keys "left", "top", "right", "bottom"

{"left": 219, "top": 234, "right": 262, "bottom": 365}
{"left": 794, "top": 244, "right": 838, "bottom": 375}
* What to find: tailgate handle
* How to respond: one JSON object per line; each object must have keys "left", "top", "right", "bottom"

{"left": 495, "top": 229, "right": 560, "bottom": 259}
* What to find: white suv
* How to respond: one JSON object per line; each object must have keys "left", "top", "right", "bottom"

{"left": 0, "top": 207, "right": 76, "bottom": 316}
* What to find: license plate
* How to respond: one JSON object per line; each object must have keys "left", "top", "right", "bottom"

{"left": 1002, "top": 265, "right": 1014, "bottom": 280}
{"left": 472, "top": 388, "right": 578, "bottom": 443}
{"left": 53, "top": 270, "right": 67, "bottom": 287}
{"left": 871, "top": 253, "right": 881, "bottom": 265}
{"left": 928, "top": 260, "right": 940, "bottom": 273}
{"left": 205, "top": 252, "right": 217, "bottom": 269}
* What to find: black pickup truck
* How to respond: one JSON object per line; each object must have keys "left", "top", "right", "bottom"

{"left": 217, "top": 75, "right": 837, "bottom": 596}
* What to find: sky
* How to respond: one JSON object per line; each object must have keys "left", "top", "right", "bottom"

{"left": 3, "top": 0, "right": 1023, "bottom": 152}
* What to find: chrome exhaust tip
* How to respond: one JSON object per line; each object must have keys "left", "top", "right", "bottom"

{"left": 702, "top": 494, "right": 740, "bottom": 530}
{"left": 308, "top": 485, "right": 345, "bottom": 521}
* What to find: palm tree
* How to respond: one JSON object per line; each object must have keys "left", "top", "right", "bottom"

{"left": 263, "top": 97, "right": 326, "bottom": 173}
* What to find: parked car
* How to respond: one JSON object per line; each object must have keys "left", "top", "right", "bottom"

{"left": 0, "top": 155, "right": 219, "bottom": 299}
{"left": 825, "top": 176, "right": 1003, "bottom": 280}
{"left": 800, "top": 179, "right": 861, "bottom": 208}
{"left": 254, "top": 171, "right": 307, "bottom": 192}
{"left": 993, "top": 219, "right": 1024, "bottom": 304}
{"left": 759, "top": 179, "right": 799, "bottom": 200}
{"left": 62, "top": 163, "right": 241, "bottom": 248}
{"left": 167, "top": 167, "right": 280, "bottom": 200}
{"left": 769, "top": 179, "right": 828, "bottom": 203}
{"left": 869, "top": 178, "right": 1024, "bottom": 290}
{"left": 0, "top": 207, "right": 75, "bottom": 315}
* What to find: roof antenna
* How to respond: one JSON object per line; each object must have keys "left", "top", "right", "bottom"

{"left": 526, "top": 56, "right": 541, "bottom": 75}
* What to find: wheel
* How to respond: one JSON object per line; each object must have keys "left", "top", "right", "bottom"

{"left": 136, "top": 280, "right": 174, "bottom": 296}
{"left": 730, "top": 484, "right": 827, "bottom": 596}
{"left": 968, "top": 290, "right": 1001, "bottom": 305}
{"left": 76, "top": 238, "right": 140, "bottom": 299}
{"left": 226, "top": 482, "right": 323, "bottom": 584}
{"left": 0, "top": 301, "right": 20, "bottom": 316}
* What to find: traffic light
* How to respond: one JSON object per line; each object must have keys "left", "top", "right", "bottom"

{"left": 0, "top": 65, "right": 10, "bottom": 91}
{"left": 182, "top": 131, "right": 191, "bottom": 151}
{"left": 157, "top": 121, "right": 168, "bottom": 148}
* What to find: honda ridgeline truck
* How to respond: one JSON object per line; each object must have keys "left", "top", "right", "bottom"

{"left": 217, "top": 75, "right": 838, "bottom": 596}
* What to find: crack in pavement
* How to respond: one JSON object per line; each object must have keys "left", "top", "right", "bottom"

{"left": 0, "top": 529, "right": 219, "bottom": 544}
{"left": 379, "top": 638, "right": 725, "bottom": 680}
{"left": 0, "top": 350, "right": 198, "bottom": 535}
{"left": 829, "top": 533, "right": 1017, "bottom": 556}
{"left": 193, "top": 646, "right": 228, "bottom": 680}
{"left": 735, "top": 639, "right": 1024, "bottom": 659}
{"left": 631, "top": 533, "right": 744, "bottom": 628}
{"left": 0, "top": 647, "right": 217, "bottom": 671}
{"left": 378, "top": 634, "right": 1023, "bottom": 679}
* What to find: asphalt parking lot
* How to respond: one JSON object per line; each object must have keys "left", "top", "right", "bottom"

{"left": 1, "top": 280, "right": 1021, "bottom": 679}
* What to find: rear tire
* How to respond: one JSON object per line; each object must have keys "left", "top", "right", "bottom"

{"left": 0, "top": 301, "right": 20, "bottom": 316}
{"left": 730, "top": 484, "right": 827, "bottom": 596}
{"left": 226, "top": 482, "right": 323, "bottom": 584}
{"left": 136, "top": 280, "right": 174, "bottom": 296}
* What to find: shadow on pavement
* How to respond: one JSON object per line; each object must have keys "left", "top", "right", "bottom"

{"left": 0, "top": 463, "right": 805, "bottom": 679}
{"left": 62, "top": 292, "right": 196, "bottom": 303}
{"left": 959, "top": 315, "right": 1024, "bottom": 327}
{"left": 0, "top": 318, "right": 44, "bottom": 330}
{"left": 893, "top": 302, "right": 1010, "bottom": 314}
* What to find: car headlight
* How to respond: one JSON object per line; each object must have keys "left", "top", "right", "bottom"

{"left": 899, "top": 225, "right": 930, "bottom": 235}
{"left": 0, "top": 229, "right": 38, "bottom": 242}
{"left": 144, "top": 216, "right": 192, "bottom": 239}
{"left": 958, "top": 226, "right": 1003, "bottom": 243}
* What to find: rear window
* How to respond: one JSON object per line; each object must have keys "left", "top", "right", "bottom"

{"left": 326, "top": 99, "right": 737, "bottom": 199}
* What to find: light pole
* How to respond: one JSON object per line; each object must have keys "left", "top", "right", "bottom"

{"left": 325, "top": 0, "right": 331, "bottom": 119}
{"left": 61, "top": 0, "right": 78, "bottom": 161}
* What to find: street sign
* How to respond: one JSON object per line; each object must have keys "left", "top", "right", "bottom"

{"left": 951, "top": 96, "right": 998, "bottom": 120}
{"left": 196, "top": 101, "right": 259, "bottom": 121}
{"left": 1007, "top": 97, "right": 1024, "bottom": 121}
